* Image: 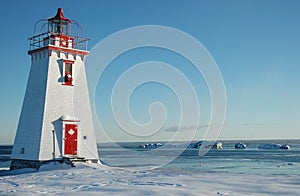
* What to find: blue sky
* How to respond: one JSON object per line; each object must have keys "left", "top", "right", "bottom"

{"left": 0, "top": 0, "right": 300, "bottom": 144}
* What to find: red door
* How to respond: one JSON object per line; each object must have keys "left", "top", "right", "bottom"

{"left": 64, "top": 124, "right": 78, "bottom": 155}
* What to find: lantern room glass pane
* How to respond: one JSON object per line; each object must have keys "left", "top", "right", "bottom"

{"left": 49, "top": 20, "right": 68, "bottom": 35}
{"left": 61, "top": 21, "right": 68, "bottom": 35}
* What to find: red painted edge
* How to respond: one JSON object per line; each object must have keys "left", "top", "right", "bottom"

{"left": 63, "top": 59, "right": 74, "bottom": 64}
{"left": 62, "top": 84, "right": 74, "bottom": 86}
{"left": 28, "top": 46, "right": 88, "bottom": 56}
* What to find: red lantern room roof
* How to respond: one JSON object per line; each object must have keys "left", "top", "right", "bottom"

{"left": 48, "top": 8, "right": 71, "bottom": 23}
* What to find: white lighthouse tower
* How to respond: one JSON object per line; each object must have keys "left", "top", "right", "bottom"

{"left": 10, "top": 8, "right": 99, "bottom": 170}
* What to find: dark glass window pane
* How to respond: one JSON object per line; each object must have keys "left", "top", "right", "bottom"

{"left": 66, "top": 63, "right": 71, "bottom": 73}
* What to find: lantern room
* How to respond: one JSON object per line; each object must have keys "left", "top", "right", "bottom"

{"left": 29, "top": 8, "right": 88, "bottom": 51}
{"left": 48, "top": 8, "right": 71, "bottom": 36}
{"left": 46, "top": 8, "right": 73, "bottom": 48}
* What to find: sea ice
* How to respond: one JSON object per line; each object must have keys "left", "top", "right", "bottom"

{"left": 1, "top": 162, "right": 300, "bottom": 195}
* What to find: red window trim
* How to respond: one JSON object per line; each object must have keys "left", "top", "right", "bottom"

{"left": 63, "top": 59, "right": 74, "bottom": 64}
{"left": 62, "top": 84, "right": 74, "bottom": 86}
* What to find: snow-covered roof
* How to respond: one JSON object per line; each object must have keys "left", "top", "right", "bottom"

{"left": 60, "top": 114, "right": 79, "bottom": 121}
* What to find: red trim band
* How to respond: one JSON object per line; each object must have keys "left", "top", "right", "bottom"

{"left": 28, "top": 45, "right": 88, "bottom": 56}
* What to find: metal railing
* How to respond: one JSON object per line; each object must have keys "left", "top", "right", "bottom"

{"left": 29, "top": 32, "right": 89, "bottom": 51}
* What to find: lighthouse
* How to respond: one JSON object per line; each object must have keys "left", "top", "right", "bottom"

{"left": 10, "top": 8, "right": 99, "bottom": 170}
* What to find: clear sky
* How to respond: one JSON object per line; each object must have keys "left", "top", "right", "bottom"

{"left": 0, "top": 0, "right": 300, "bottom": 144}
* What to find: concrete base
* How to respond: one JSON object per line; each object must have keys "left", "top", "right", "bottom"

{"left": 10, "top": 159, "right": 45, "bottom": 170}
{"left": 10, "top": 158, "right": 100, "bottom": 170}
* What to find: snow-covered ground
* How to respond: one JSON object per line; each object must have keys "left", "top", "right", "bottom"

{"left": 1, "top": 162, "right": 300, "bottom": 195}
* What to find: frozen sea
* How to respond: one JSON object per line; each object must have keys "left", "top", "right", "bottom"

{"left": 1, "top": 139, "right": 299, "bottom": 175}
{"left": 1, "top": 140, "right": 300, "bottom": 195}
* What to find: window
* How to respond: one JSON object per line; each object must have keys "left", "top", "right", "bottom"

{"left": 49, "top": 21, "right": 68, "bottom": 35}
{"left": 63, "top": 60, "right": 74, "bottom": 86}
